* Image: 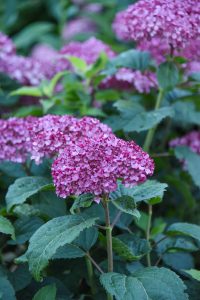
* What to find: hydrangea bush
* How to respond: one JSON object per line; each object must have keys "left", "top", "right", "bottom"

{"left": 0, "top": 0, "right": 200, "bottom": 299}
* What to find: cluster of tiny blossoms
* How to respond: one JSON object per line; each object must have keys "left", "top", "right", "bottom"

{"left": 0, "top": 117, "right": 36, "bottom": 163}
{"left": 52, "top": 134, "right": 154, "bottom": 198}
{"left": 113, "top": 0, "right": 200, "bottom": 48}
{"left": 170, "top": 131, "right": 200, "bottom": 155}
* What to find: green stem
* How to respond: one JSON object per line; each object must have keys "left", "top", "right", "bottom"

{"left": 85, "top": 254, "right": 96, "bottom": 296}
{"left": 103, "top": 198, "right": 113, "bottom": 300}
{"left": 143, "top": 89, "right": 164, "bottom": 152}
{"left": 143, "top": 88, "right": 164, "bottom": 267}
{"left": 146, "top": 204, "right": 152, "bottom": 267}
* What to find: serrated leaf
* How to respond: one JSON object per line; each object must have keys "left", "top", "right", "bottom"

{"left": 174, "top": 146, "right": 200, "bottom": 188}
{"left": 70, "top": 194, "right": 94, "bottom": 214}
{"left": 6, "top": 176, "right": 51, "bottom": 211}
{"left": 157, "top": 62, "right": 179, "bottom": 90}
{"left": 111, "top": 195, "right": 140, "bottom": 219}
{"left": 167, "top": 222, "right": 200, "bottom": 243}
{"left": 110, "top": 181, "right": 168, "bottom": 205}
{"left": 26, "top": 215, "right": 97, "bottom": 280}
{"left": 184, "top": 269, "right": 200, "bottom": 281}
{"left": 33, "top": 284, "right": 56, "bottom": 300}
{"left": 0, "top": 216, "right": 15, "bottom": 239}
{"left": 124, "top": 107, "right": 174, "bottom": 132}
{"left": 112, "top": 234, "right": 150, "bottom": 262}
{"left": 133, "top": 267, "right": 189, "bottom": 299}
{"left": 75, "top": 227, "right": 98, "bottom": 251}
{"left": 172, "top": 102, "right": 200, "bottom": 126}
{"left": 100, "top": 272, "right": 148, "bottom": 300}
{"left": 52, "top": 244, "right": 85, "bottom": 259}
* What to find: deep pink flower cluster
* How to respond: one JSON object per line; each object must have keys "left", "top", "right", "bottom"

{"left": 27, "top": 115, "right": 113, "bottom": 164}
{"left": 0, "top": 117, "right": 36, "bottom": 163}
{"left": 113, "top": 0, "right": 200, "bottom": 48}
{"left": 52, "top": 135, "right": 154, "bottom": 198}
{"left": 170, "top": 131, "right": 200, "bottom": 154}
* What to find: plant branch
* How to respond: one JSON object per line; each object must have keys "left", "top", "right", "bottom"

{"left": 86, "top": 253, "right": 104, "bottom": 274}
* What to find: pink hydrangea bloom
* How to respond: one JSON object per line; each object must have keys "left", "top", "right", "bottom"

{"left": 60, "top": 37, "right": 115, "bottom": 65}
{"left": 0, "top": 32, "right": 16, "bottom": 55}
{"left": 0, "top": 117, "right": 36, "bottom": 163}
{"left": 113, "top": 0, "right": 200, "bottom": 48}
{"left": 112, "top": 11, "right": 130, "bottom": 41}
{"left": 102, "top": 68, "right": 157, "bottom": 93}
{"left": 62, "top": 18, "right": 96, "bottom": 41}
{"left": 28, "top": 115, "right": 113, "bottom": 164}
{"left": 52, "top": 135, "right": 154, "bottom": 198}
{"left": 170, "top": 131, "right": 200, "bottom": 154}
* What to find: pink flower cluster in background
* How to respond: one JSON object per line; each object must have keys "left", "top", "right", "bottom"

{"left": 0, "top": 117, "right": 36, "bottom": 163}
{"left": 113, "top": 0, "right": 200, "bottom": 48}
{"left": 170, "top": 131, "right": 200, "bottom": 155}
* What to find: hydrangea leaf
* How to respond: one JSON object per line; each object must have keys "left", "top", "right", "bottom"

{"left": 0, "top": 270, "right": 16, "bottom": 300}
{"left": 6, "top": 176, "right": 51, "bottom": 211}
{"left": 124, "top": 107, "right": 174, "bottom": 132}
{"left": 70, "top": 194, "right": 94, "bottom": 214}
{"left": 112, "top": 234, "right": 150, "bottom": 261}
{"left": 26, "top": 215, "right": 97, "bottom": 280}
{"left": 52, "top": 244, "right": 85, "bottom": 259}
{"left": 100, "top": 272, "right": 148, "bottom": 300}
{"left": 157, "top": 62, "right": 179, "bottom": 90}
{"left": 172, "top": 101, "right": 200, "bottom": 126}
{"left": 33, "top": 284, "right": 56, "bottom": 300}
{"left": 174, "top": 146, "right": 200, "bottom": 188}
{"left": 166, "top": 222, "right": 200, "bottom": 243}
{"left": 0, "top": 216, "right": 15, "bottom": 239}
{"left": 184, "top": 269, "right": 200, "bottom": 281}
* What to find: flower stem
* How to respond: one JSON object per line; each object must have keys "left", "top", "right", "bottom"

{"left": 143, "top": 88, "right": 164, "bottom": 152}
{"left": 85, "top": 254, "right": 96, "bottom": 296}
{"left": 146, "top": 204, "right": 152, "bottom": 267}
{"left": 103, "top": 197, "right": 113, "bottom": 300}
{"left": 143, "top": 88, "right": 164, "bottom": 267}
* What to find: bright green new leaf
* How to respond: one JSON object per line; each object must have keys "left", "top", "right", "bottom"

{"left": 11, "top": 86, "right": 42, "bottom": 97}
{"left": 184, "top": 269, "right": 200, "bottom": 281}
{"left": 26, "top": 215, "right": 97, "bottom": 280}
{"left": 70, "top": 194, "right": 94, "bottom": 214}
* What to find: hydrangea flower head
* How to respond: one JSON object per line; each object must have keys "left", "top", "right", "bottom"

{"left": 0, "top": 32, "right": 16, "bottom": 55}
{"left": 0, "top": 117, "right": 36, "bottom": 163}
{"left": 113, "top": 0, "right": 200, "bottom": 48}
{"left": 52, "top": 134, "right": 154, "bottom": 198}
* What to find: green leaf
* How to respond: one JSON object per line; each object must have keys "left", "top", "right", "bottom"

{"left": 107, "top": 49, "right": 151, "bottom": 73}
{"left": 0, "top": 161, "right": 26, "bottom": 178}
{"left": 174, "top": 146, "right": 200, "bottom": 188}
{"left": 157, "top": 62, "right": 179, "bottom": 90}
{"left": 172, "top": 102, "right": 200, "bottom": 126}
{"left": 6, "top": 176, "right": 51, "bottom": 211}
{"left": 33, "top": 284, "right": 56, "bottom": 300}
{"left": 163, "top": 252, "right": 194, "bottom": 271}
{"left": 13, "top": 22, "right": 54, "bottom": 49}
{"left": 133, "top": 267, "right": 189, "bottom": 300}
{"left": 110, "top": 181, "right": 168, "bottom": 205}
{"left": 0, "top": 271, "right": 16, "bottom": 300}
{"left": 167, "top": 222, "right": 200, "bottom": 243}
{"left": 65, "top": 56, "right": 88, "bottom": 74}
{"left": 111, "top": 196, "right": 140, "bottom": 219}
{"left": 8, "top": 265, "right": 32, "bottom": 292}
{"left": 9, "top": 216, "right": 44, "bottom": 245}
{"left": 70, "top": 194, "right": 94, "bottom": 214}
{"left": 0, "top": 216, "right": 15, "bottom": 239}
{"left": 52, "top": 244, "right": 85, "bottom": 259}
{"left": 112, "top": 234, "right": 150, "bottom": 261}
{"left": 86, "top": 52, "right": 108, "bottom": 78}
{"left": 75, "top": 227, "right": 98, "bottom": 251}
{"left": 26, "top": 215, "right": 97, "bottom": 280}
{"left": 100, "top": 272, "right": 148, "bottom": 300}
{"left": 124, "top": 107, "right": 174, "bottom": 132}
{"left": 184, "top": 269, "right": 200, "bottom": 281}
{"left": 11, "top": 86, "right": 42, "bottom": 97}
